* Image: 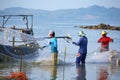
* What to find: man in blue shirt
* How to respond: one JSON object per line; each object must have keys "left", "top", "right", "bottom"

{"left": 72, "top": 31, "right": 88, "bottom": 65}
{"left": 49, "top": 31, "right": 58, "bottom": 65}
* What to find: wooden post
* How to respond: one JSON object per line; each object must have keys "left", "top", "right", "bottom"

{"left": 12, "top": 36, "right": 15, "bottom": 47}
{"left": 63, "top": 46, "right": 66, "bottom": 80}
{"left": 20, "top": 49, "right": 23, "bottom": 72}
{"left": 64, "top": 46, "right": 66, "bottom": 65}
{"left": 12, "top": 26, "right": 16, "bottom": 47}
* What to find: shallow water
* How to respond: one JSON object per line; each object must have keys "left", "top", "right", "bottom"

{"left": 0, "top": 62, "right": 120, "bottom": 80}
{"left": 0, "top": 23, "right": 120, "bottom": 80}
{"left": 28, "top": 63, "right": 120, "bottom": 80}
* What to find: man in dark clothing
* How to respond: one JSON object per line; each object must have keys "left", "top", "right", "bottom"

{"left": 72, "top": 31, "right": 88, "bottom": 64}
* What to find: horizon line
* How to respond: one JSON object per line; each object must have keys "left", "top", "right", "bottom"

{"left": 0, "top": 5, "right": 120, "bottom": 11}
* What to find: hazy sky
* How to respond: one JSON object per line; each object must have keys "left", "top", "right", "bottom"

{"left": 0, "top": 0, "right": 120, "bottom": 10}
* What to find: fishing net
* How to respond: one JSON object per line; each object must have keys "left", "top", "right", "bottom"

{"left": 0, "top": 28, "right": 40, "bottom": 61}
{"left": 1, "top": 28, "right": 38, "bottom": 45}
{"left": 0, "top": 28, "right": 75, "bottom": 65}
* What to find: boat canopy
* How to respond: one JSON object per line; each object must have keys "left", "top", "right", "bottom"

{"left": 0, "top": 15, "right": 34, "bottom": 35}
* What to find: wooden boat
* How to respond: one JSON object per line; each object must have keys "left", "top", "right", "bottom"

{"left": 0, "top": 15, "right": 40, "bottom": 60}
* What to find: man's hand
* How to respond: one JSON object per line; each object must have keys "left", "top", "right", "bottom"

{"left": 72, "top": 42, "right": 75, "bottom": 44}
{"left": 49, "top": 42, "right": 52, "bottom": 45}
{"left": 42, "top": 46, "right": 47, "bottom": 48}
{"left": 76, "top": 53, "right": 81, "bottom": 57}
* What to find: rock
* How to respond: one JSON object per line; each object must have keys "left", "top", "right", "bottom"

{"left": 78, "top": 23, "right": 120, "bottom": 31}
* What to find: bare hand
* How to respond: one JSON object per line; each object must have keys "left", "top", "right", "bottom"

{"left": 76, "top": 53, "right": 81, "bottom": 57}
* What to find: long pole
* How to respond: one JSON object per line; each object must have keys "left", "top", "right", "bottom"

{"left": 35, "top": 35, "right": 72, "bottom": 41}
{"left": 45, "top": 36, "right": 71, "bottom": 39}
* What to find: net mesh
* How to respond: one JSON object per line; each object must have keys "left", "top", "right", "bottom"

{"left": 0, "top": 28, "right": 40, "bottom": 61}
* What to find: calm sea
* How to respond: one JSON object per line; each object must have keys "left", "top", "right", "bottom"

{"left": 0, "top": 23, "right": 120, "bottom": 80}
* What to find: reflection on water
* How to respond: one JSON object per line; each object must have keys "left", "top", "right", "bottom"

{"left": 97, "top": 66, "right": 109, "bottom": 80}
{"left": 50, "top": 65, "right": 57, "bottom": 80}
{"left": 76, "top": 63, "right": 86, "bottom": 80}
{"left": 0, "top": 62, "right": 120, "bottom": 80}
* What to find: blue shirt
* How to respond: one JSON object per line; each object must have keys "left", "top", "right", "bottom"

{"left": 49, "top": 37, "right": 58, "bottom": 53}
{"left": 74, "top": 36, "right": 88, "bottom": 54}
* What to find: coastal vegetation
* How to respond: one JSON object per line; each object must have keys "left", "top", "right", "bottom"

{"left": 76, "top": 23, "right": 120, "bottom": 31}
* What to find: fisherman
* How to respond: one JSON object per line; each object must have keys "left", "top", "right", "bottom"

{"left": 72, "top": 31, "right": 88, "bottom": 65}
{"left": 49, "top": 31, "right": 58, "bottom": 65}
{"left": 98, "top": 30, "right": 113, "bottom": 52}
{"left": 42, "top": 31, "right": 58, "bottom": 65}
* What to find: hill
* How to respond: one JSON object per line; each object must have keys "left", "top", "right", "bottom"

{"left": 0, "top": 5, "right": 120, "bottom": 25}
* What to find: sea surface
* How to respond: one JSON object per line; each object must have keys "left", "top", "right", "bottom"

{"left": 0, "top": 23, "right": 120, "bottom": 80}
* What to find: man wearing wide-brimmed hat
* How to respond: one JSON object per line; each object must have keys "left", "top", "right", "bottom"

{"left": 72, "top": 31, "right": 88, "bottom": 65}
{"left": 98, "top": 30, "right": 113, "bottom": 52}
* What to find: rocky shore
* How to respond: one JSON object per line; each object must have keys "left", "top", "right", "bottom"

{"left": 75, "top": 23, "right": 120, "bottom": 31}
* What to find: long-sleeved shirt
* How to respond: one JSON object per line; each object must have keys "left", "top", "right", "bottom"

{"left": 98, "top": 36, "right": 113, "bottom": 50}
{"left": 49, "top": 37, "right": 58, "bottom": 53}
{"left": 73, "top": 36, "right": 88, "bottom": 54}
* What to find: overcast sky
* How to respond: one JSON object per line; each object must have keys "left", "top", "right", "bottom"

{"left": 0, "top": 0, "right": 120, "bottom": 10}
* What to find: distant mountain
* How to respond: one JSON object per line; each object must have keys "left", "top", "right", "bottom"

{"left": 0, "top": 5, "right": 120, "bottom": 25}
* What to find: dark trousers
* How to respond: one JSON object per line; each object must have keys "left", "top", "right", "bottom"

{"left": 76, "top": 53, "right": 87, "bottom": 64}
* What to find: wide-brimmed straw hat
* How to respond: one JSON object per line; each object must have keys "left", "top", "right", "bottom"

{"left": 101, "top": 30, "right": 108, "bottom": 35}
{"left": 78, "top": 31, "right": 86, "bottom": 37}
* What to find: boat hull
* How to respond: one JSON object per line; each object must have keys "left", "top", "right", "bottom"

{"left": 0, "top": 44, "right": 39, "bottom": 60}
